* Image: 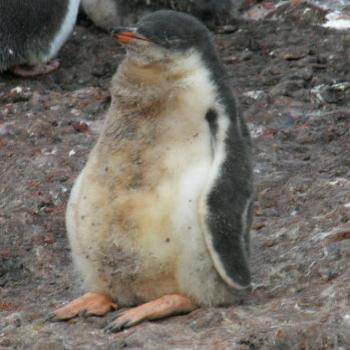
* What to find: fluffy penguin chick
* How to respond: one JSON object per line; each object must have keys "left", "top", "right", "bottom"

{"left": 0, "top": 0, "right": 80, "bottom": 77}
{"left": 53, "top": 10, "right": 254, "bottom": 332}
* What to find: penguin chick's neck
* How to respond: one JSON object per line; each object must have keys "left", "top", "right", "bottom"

{"left": 96, "top": 48, "right": 222, "bottom": 153}
{"left": 109, "top": 49, "right": 216, "bottom": 115}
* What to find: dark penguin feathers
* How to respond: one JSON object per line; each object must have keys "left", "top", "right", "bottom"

{"left": 81, "top": 0, "right": 234, "bottom": 32}
{"left": 136, "top": 9, "right": 214, "bottom": 51}
{"left": 0, "top": 0, "right": 79, "bottom": 71}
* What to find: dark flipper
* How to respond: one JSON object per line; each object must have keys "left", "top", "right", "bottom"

{"left": 201, "top": 108, "right": 254, "bottom": 289}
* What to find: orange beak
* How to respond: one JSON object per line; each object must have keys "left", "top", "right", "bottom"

{"left": 111, "top": 27, "right": 151, "bottom": 44}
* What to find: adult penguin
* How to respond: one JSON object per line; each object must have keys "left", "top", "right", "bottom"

{"left": 0, "top": 0, "right": 80, "bottom": 76}
{"left": 80, "top": 0, "right": 235, "bottom": 31}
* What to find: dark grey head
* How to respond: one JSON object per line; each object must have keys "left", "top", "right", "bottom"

{"left": 112, "top": 10, "right": 218, "bottom": 64}
{"left": 137, "top": 10, "right": 213, "bottom": 51}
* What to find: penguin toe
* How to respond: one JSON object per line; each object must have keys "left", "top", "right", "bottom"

{"left": 50, "top": 292, "right": 117, "bottom": 321}
{"left": 43, "top": 312, "right": 57, "bottom": 322}
{"left": 104, "top": 294, "right": 196, "bottom": 333}
{"left": 104, "top": 307, "right": 145, "bottom": 333}
{"left": 104, "top": 317, "right": 133, "bottom": 333}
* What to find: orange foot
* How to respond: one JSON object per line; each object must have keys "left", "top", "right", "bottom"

{"left": 50, "top": 292, "right": 117, "bottom": 321}
{"left": 104, "top": 294, "right": 196, "bottom": 333}
{"left": 11, "top": 59, "right": 60, "bottom": 77}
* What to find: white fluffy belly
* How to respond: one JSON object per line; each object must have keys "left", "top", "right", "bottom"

{"left": 66, "top": 140, "right": 226, "bottom": 304}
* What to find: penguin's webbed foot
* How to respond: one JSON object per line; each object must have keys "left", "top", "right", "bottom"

{"left": 104, "top": 294, "right": 196, "bottom": 333}
{"left": 49, "top": 292, "right": 117, "bottom": 321}
{"left": 11, "top": 59, "right": 60, "bottom": 77}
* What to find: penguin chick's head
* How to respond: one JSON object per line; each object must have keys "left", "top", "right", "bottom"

{"left": 112, "top": 10, "right": 215, "bottom": 65}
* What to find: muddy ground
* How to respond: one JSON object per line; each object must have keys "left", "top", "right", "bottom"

{"left": 1, "top": 2, "right": 350, "bottom": 349}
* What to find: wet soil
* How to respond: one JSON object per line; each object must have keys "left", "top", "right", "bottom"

{"left": 1, "top": 3, "right": 350, "bottom": 349}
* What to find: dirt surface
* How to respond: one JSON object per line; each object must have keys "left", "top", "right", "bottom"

{"left": 1, "top": 3, "right": 350, "bottom": 349}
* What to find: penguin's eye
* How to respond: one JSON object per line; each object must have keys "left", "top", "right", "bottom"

{"left": 160, "top": 36, "right": 187, "bottom": 48}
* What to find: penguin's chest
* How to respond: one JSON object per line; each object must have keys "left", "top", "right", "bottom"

{"left": 84, "top": 117, "right": 210, "bottom": 240}
{"left": 75, "top": 104, "right": 213, "bottom": 281}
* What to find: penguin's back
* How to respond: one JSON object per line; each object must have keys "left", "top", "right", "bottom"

{"left": 0, "top": 0, "right": 79, "bottom": 70}
{"left": 81, "top": 0, "right": 119, "bottom": 31}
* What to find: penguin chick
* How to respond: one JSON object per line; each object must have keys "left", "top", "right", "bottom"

{"left": 0, "top": 0, "right": 80, "bottom": 77}
{"left": 52, "top": 10, "right": 254, "bottom": 332}
{"left": 80, "top": 0, "right": 236, "bottom": 31}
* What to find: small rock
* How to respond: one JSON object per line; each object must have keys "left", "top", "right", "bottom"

{"left": 28, "top": 120, "right": 53, "bottom": 138}
{"left": 216, "top": 24, "right": 237, "bottom": 34}
{"left": 0, "top": 138, "right": 7, "bottom": 148}
{"left": 240, "top": 49, "right": 253, "bottom": 61}
{"left": 70, "top": 108, "right": 82, "bottom": 117}
{"left": 72, "top": 121, "right": 90, "bottom": 133}
{"left": 5, "top": 86, "right": 32, "bottom": 102}
{"left": 253, "top": 222, "right": 267, "bottom": 230}
{"left": 311, "top": 82, "right": 350, "bottom": 104}
{"left": 223, "top": 55, "right": 240, "bottom": 64}
{"left": 287, "top": 67, "right": 313, "bottom": 81}
{"left": 264, "top": 239, "right": 276, "bottom": 247}
{"left": 271, "top": 46, "right": 309, "bottom": 60}
{"left": 243, "top": 90, "right": 267, "bottom": 100}
{"left": 244, "top": 2, "right": 276, "bottom": 20}
{"left": 9, "top": 86, "right": 23, "bottom": 95}
{"left": 269, "top": 80, "right": 305, "bottom": 97}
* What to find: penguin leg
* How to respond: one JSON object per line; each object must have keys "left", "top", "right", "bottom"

{"left": 104, "top": 294, "right": 196, "bottom": 333}
{"left": 11, "top": 59, "right": 60, "bottom": 77}
{"left": 50, "top": 292, "right": 117, "bottom": 321}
